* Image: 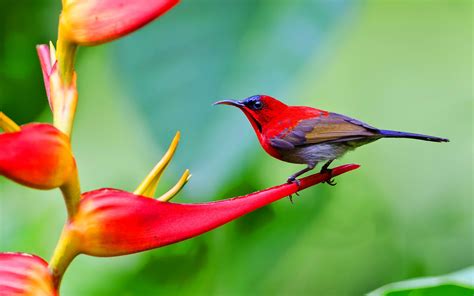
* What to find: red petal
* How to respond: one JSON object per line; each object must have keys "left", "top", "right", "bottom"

{"left": 0, "top": 123, "right": 76, "bottom": 189}
{"left": 72, "top": 164, "right": 359, "bottom": 256}
{"left": 0, "top": 252, "right": 57, "bottom": 296}
{"left": 60, "top": 0, "right": 179, "bottom": 45}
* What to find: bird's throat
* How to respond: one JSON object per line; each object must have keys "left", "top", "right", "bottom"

{"left": 244, "top": 112, "right": 262, "bottom": 133}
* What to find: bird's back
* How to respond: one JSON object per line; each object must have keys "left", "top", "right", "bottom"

{"left": 266, "top": 107, "right": 380, "bottom": 147}
{"left": 261, "top": 107, "right": 382, "bottom": 164}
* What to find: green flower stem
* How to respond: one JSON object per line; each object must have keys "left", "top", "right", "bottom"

{"left": 49, "top": 225, "right": 79, "bottom": 290}
{"left": 53, "top": 30, "right": 78, "bottom": 136}
{"left": 60, "top": 170, "right": 81, "bottom": 219}
{"left": 56, "top": 33, "right": 77, "bottom": 86}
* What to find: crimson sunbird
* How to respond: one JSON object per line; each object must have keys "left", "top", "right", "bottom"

{"left": 214, "top": 95, "right": 449, "bottom": 185}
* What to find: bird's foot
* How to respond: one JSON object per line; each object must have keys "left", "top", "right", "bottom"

{"left": 320, "top": 168, "right": 337, "bottom": 186}
{"left": 286, "top": 177, "right": 300, "bottom": 203}
{"left": 325, "top": 178, "right": 337, "bottom": 186}
{"left": 287, "top": 192, "right": 300, "bottom": 204}
{"left": 287, "top": 176, "right": 301, "bottom": 187}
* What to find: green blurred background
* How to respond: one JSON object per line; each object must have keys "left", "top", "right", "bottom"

{"left": 0, "top": 0, "right": 472, "bottom": 295}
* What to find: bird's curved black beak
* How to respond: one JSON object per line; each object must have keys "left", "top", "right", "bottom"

{"left": 213, "top": 99, "right": 244, "bottom": 108}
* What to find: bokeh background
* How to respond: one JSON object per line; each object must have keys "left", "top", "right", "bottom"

{"left": 0, "top": 0, "right": 472, "bottom": 295}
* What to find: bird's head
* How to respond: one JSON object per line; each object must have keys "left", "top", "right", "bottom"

{"left": 214, "top": 95, "right": 288, "bottom": 132}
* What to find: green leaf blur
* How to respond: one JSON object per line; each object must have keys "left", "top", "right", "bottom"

{"left": 369, "top": 267, "right": 474, "bottom": 296}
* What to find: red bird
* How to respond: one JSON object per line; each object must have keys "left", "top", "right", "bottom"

{"left": 214, "top": 95, "right": 449, "bottom": 185}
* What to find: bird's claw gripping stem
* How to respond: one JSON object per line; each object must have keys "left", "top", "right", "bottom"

{"left": 287, "top": 177, "right": 301, "bottom": 203}
{"left": 320, "top": 169, "right": 337, "bottom": 186}
{"left": 320, "top": 160, "right": 337, "bottom": 186}
{"left": 288, "top": 192, "right": 300, "bottom": 204}
{"left": 287, "top": 177, "right": 301, "bottom": 187}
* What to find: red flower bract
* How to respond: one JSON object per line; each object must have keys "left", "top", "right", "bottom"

{"left": 0, "top": 253, "right": 57, "bottom": 296}
{"left": 59, "top": 0, "right": 180, "bottom": 45}
{"left": 69, "top": 164, "right": 359, "bottom": 257}
{"left": 0, "top": 123, "right": 76, "bottom": 189}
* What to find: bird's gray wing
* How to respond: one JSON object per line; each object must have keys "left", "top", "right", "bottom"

{"left": 270, "top": 113, "right": 380, "bottom": 150}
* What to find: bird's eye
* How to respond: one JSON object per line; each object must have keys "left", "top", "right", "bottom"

{"left": 250, "top": 100, "right": 263, "bottom": 110}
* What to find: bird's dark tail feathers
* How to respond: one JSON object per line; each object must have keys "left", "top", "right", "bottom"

{"left": 378, "top": 129, "right": 449, "bottom": 143}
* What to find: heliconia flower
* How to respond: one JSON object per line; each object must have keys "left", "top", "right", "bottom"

{"left": 47, "top": 132, "right": 190, "bottom": 284}
{"left": 0, "top": 121, "right": 76, "bottom": 190}
{"left": 0, "top": 252, "right": 57, "bottom": 296}
{"left": 59, "top": 0, "right": 180, "bottom": 46}
{"left": 62, "top": 164, "right": 358, "bottom": 257}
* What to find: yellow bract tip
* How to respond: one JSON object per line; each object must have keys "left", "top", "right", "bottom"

{"left": 0, "top": 112, "right": 21, "bottom": 133}
{"left": 49, "top": 41, "right": 57, "bottom": 65}
{"left": 134, "top": 131, "right": 181, "bottom": 198}
{"left": 157, "top": 169, "right": 191, "bottom": 202}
